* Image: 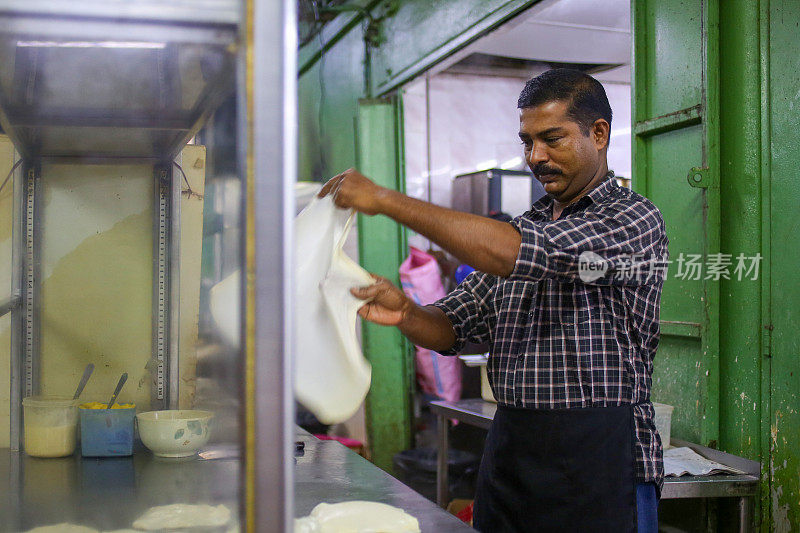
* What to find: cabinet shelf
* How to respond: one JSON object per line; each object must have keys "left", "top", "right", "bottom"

{"left": 0, "top": 1, "right": 238, "bottom": 161}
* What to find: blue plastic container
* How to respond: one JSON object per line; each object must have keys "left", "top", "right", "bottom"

{"left": 79, "top": 406, "right": 136, "bottom": 457}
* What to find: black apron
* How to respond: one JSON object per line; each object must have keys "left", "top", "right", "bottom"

{"left": 473, "top": 404, "right": 638, "bottom": 533}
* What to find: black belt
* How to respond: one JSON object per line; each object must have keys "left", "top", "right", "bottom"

{"left": 473, "top": 404, "right": 638, "bottom": 533}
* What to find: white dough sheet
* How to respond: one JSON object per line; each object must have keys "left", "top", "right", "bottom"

{"left": 131, "top": 503, "right": 232, "bottom": 530}
{"left": 295, "top": 196, "right": 375, "bottom": 424}
{"left": 295, "top": 501, "right": 421, "bottom": 533}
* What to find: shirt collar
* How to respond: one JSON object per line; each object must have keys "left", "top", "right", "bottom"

{"left": 528, "top": 170, "right": 617, "bottom": 218}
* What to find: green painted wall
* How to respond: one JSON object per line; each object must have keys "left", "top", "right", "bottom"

{"left": 298, "top": 26, "right": 366, "bottom": 181}
{"left": 765, "top": 1, "right": 800, "bottom": 530}
{"left": 369, "top": 0, "right": 536, "bottom": 94}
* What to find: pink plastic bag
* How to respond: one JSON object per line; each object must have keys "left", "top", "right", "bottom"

{"left": 399, "top": 247, "right": 462, "bottom": 402}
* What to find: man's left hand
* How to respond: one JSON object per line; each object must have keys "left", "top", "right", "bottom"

{"left": 318, "top": 168, "right": 387, "bottom": 215}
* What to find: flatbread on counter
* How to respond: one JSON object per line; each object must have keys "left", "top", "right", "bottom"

{"left": 26, "top": 525, "right": 98, "bottom": 533}
{"left": 295, "top": 501, "right": 421, "bottom": 533}
{"left": 132, "top": 504, "right": 231, "bottom": 530}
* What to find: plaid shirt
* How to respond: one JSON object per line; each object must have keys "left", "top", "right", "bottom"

{"left": 433, "top": 172, "right": 668, "bottom": 488}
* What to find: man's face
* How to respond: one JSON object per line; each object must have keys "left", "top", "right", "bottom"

{"left": 518, "top": 100, "right": 608, "bottom": 204}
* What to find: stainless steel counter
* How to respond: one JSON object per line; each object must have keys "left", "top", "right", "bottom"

{"left": 294, "top": 433, "right": 473, "bottom": 532}
{"left": 0, "top": 444, "right": 240, "bottom": 532}
{"left": 0, "top": 432, "right": 473, "bottom": 532}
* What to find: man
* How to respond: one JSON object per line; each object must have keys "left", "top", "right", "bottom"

{"left": 319, "top": 69, "right": 666, "bottom": 532}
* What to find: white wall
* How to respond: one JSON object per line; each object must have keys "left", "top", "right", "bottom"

{"left": 403, "top": 72, "right": 632, "bottom": 250}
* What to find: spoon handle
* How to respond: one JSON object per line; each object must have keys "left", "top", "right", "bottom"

{"left": 107, "top": 372, "right": 128, "bottom": 409}
{"left": 73, "top": 363, "right": 95, "bottom": 400}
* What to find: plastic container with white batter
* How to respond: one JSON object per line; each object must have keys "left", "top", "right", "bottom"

{"left": 23, "top": 396, "right": 79, "bottom": 457}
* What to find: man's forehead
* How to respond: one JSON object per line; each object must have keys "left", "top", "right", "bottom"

{"left": 519, "top": 101, "right": 572, "bottom": 135}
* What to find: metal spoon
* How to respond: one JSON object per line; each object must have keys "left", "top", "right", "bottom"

{"left": 72, "top": 363, "right": 94, "bottom": 400}
{"left": 106, "top": 373, "right": 128, "bottom": 409}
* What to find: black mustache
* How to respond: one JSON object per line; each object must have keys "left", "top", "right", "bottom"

{"left": 532, "top": 164, "right": 562, "bottom": 177}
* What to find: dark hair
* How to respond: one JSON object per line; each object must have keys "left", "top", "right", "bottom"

{"left": 517, "top": 69, "right": 612, "bottom": 134}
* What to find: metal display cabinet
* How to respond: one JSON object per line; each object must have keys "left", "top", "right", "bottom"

{"left": 452, "top": 168, "right": 546, "bottom": 219}
{"left": 0, "top": 1, "right": 296, "bottom": 531}
{"left": 0, "top": 0, "right": 239, "bottom": 446}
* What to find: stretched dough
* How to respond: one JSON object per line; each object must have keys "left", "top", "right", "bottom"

{"left": 209, "top": 269, "right": 240, "bottom": 348}
{"left": 209, "top": 196, "right": 374, "bottom": 422}
{"left": 294, "top": 196, "right": 374, "bottom": 424}
{"left": 208, "top": 182, "right": 322, "bottom": 349}
{"left": 132, "top": 504, "right": 231, "bottom": 530}
{"left": 295, "top": 501, "right": 421, "bottom": 533}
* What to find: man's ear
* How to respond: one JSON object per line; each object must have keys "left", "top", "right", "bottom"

{"left": 592, "top": 119, "right": 610, "bottom": 151}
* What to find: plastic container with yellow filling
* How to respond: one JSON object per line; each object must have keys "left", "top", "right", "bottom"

{"left": 79, "top": 401, "right": 136, "bottom": 457}
{"left": 79, "top": 401, "right": 135, "bottom": 409}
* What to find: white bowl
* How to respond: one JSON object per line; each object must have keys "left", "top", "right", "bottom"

{"left": 136, "top": 410, "right": 213, "bottom": 457}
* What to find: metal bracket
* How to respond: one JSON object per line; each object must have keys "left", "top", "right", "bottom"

{"left": 23, "top": 165, "right": 40, "bottom": 399}
{"left": 687, "top": 167, "right": 710, "bottom": 188}
{"left": 152, "top": 166, "right": 170, "bottom": 409}
{"left": 151, "top": 163, "right": 181, "bottom": 410}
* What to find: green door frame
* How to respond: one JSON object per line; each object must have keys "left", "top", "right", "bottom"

{"left": 632, "top": 0, "right": 721, "bottom": 448}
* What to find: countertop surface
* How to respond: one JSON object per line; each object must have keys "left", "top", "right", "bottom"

{"left": 0, "top": 431, "right": 473, "bottom": 532}
{"left": 294, "top": 433, "right": 473, "bottom": 531}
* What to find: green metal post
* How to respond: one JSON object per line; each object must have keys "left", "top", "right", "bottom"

{"left": 355, "top": 97, "right": 413, "bottom": 471}
{"left": 718, "top": 1, "right": 764, "bottom": 529}
{"left": 764, "top": 1, "right": 800, "bottom": 529}
{"left": 758, "top": 1, "right": 773, "bottom": 529}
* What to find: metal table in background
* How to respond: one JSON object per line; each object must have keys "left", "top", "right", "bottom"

{"left": 431, "top": 398, "right": 760, "bottom": 533}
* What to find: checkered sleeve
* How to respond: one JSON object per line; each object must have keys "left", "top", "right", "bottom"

{"left": 508, "top": 201, "right": 667, "bottom": 286}
{"left": 431, "top": 270, "right": 497, "bottom": 355}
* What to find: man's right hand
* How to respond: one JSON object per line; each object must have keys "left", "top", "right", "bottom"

{"left": 350, "top": 275, "right": 411, "bottom": 327}
{"left": 318, "top": 168, "right": 389, "bottom": 216}
{"left": 351, "top": 274, "right": 457, "bottom": 353}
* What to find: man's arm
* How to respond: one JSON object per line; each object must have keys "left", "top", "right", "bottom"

{"left": 320, "top": 169, "right": 521, "bottom": 277}
{"left": 508, "top": 201, "right": 668, "bottom": 285}
{"left": 351, "top": 277, "right": 456, "bottom": 353}
{"left": 321, "top": 168, "right": 667, "bottom": 286}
